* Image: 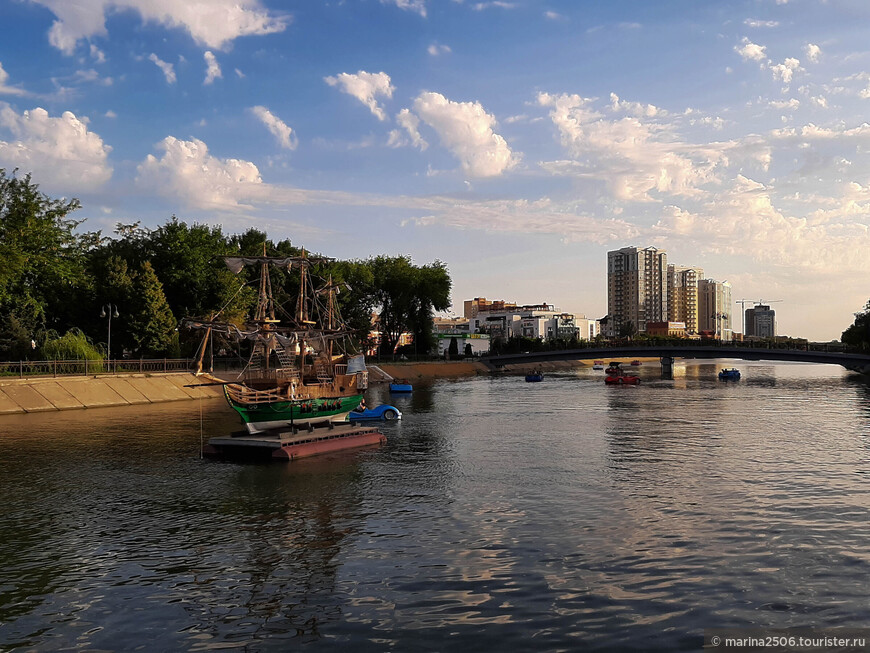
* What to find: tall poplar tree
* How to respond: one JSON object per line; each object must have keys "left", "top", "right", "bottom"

{"left": 127, "top": 261, "right": 176, "bottom": 356}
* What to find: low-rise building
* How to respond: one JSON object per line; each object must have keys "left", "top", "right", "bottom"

{"left": 645, "top": 321, "right": 688, "bottom": 338}
{"left": 467, "top": 301, "right": 600, "bottom": 342}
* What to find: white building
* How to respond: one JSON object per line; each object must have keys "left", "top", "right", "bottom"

{"left": 469, "top": 303, "right": 599, "bottom": 342}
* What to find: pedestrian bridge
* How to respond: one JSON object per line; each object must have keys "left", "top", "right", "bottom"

{"left": 481, "top": 345, "right": 870, "bottom": 375}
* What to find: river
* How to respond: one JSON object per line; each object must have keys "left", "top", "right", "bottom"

{"left": 1, "top": 360, "right": 869, "bottom": 651}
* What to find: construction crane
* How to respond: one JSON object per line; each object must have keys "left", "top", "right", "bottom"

{"left": 736, "top": 299, "right": 782, "bottom": 336}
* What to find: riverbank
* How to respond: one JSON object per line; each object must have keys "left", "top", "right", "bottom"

{"left": 0, "top": 373, "right": 223, "bottom": 415}
{"left": 0, "top": 357, "right": 661, "bottom": 415}
{"left": 373, "top": 357, "right": 659, "bottom": 380}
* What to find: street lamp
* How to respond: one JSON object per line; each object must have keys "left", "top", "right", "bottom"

{"left": 101, "top": 303, "right": 120, "bottom": 364}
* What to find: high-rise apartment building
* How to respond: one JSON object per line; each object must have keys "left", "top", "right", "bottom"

{"left": 698, "top": 279, "right": 733, "bottom": 340}
{"left": 606, "top": 246, "right": 668, "bottom": 337}
{"left": 667, "top": 265, "right": 703, "bottom": 334}
{"left": 745, "top": 305, "right": 776, "bottom": 338}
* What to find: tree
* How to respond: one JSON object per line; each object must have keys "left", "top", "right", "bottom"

{"left": 0, "top": 169, "right": 97, "bottom": 338}
{"left": 126, "top": 262, "right": 177, "bottom": 356}
{"left": 619, "top": 320, "right": 637, "bottom": 338}
{"left": 368, "top": 255, "right": 451, "bottom": 356}
{"left": 841, "top": 300, "right": 870, "bottom": 350}
{"left": 448, "top": 337, "right": 459, "bottom": 359}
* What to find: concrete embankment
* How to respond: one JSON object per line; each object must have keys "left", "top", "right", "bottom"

{"left": 0, "top": 373, "right": 224, "bottom": 415}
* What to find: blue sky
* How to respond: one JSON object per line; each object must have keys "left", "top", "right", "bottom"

{"left": 3, "top": 0, "right": 870, "bottom": 340}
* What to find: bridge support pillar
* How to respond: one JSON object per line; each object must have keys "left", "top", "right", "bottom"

{"left": 660, "top": 356, "right": 674, "bottom": 380}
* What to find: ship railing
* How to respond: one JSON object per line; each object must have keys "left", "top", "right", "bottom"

{"left": 225, "top": 383, "right": 287, "bottom": 404}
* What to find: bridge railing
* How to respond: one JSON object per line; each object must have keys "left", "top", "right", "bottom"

{"left": 482, "top": 339, "right": 865, "bottom": 358}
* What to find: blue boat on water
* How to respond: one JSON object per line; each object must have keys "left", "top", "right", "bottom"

{"left": 348, "top": 404, "right": 402, "bottom": 421}
{"left": 718, "top": 368, "right": 741, "bottom": 380}
{"left": 389, "top": 380, "right": 413, "bottom": 392}
{"left": 525, "top": 372, "right": 544, "bottom": 383}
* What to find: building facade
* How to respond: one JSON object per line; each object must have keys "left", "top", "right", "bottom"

{"left": 745, "top": 305, "right": 777, "bottom": 338}
{"left": 606, "top": 246, "right": 668, "bottom": 337}
{"left": 697, "top": 279, "right": 733, "bottom": 340}
{"left": 667, "top": 265, "right": 703, "bottom": 334}
{"left": 463, "top": 297, "right": 517, "bottom": 319}
{"left": 468, "top": 303, "right": 598, "bottom": 342}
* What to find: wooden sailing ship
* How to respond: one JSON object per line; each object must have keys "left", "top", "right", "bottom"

{"left": 185, "top": 250, "right": 368, "bottom": 434}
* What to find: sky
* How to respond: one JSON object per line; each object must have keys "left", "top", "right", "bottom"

{"left": 2, "top": 0, "right": 870, "bottom": 341}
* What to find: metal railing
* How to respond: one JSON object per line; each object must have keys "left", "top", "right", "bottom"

{"left": 0, "top": 358, "right": 195, "bottom": 379}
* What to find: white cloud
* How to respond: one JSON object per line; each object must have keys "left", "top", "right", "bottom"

{"left": 148, "top": 53, "right": 176, "bottom": 84}
{"left": 387, "top": 108, "right": 428, "bottom": 150}
{"left": 0, "top": 104, "right": 112, "bottom": 190}
{"left": 0, "top": 63, "right": 28, "bottom": 96}
{"left": 735, "top": 37, "right": 767, "bottom": 62}
{"left": 770, "top": 98, "right": 800, "bottom": 110}
{"left": 770, "top": 57, "right": 802, "bottom": 85}
{"left": 33, "top": 0, "right": 288, "bottom": 55}
{"left": 744, "top": 19, "right": 779, "bottom": 28}
{"left": 653, "top": 175, "right": 870, "bottom": 274}
{"left": 203, "top": 51, "right": 222, "bottom": 85}
{"left": 544, "top": 11, "right": 564, "bottom": 20}
{"left": 136, "top": 136, "right": 262, "bottom": 210}
{"left": 324, "top": 71, "right": 394, "bottom": 121}
{"left": 412, "top": 91, "right": 516, "bottom": 177}
{"left": 382, "top": 0, "right": 427, "bottom": 17}
{"left": 250, "top": 106, "right": 297, "bottom": 150}
{"left": 609, "top": 92, "right": 663, "bottom": 118}
{"left": 537, "top": 92, "right": 733, "bottom": 201}
{"left": 805, "top": 43, "right": 821, "bottom": 63}
{"left": 428, "top": 43, "right": 452, "bottom": 56}
{"left": 89, "top": 44, "right": 106, "bottom": 63}
{"left": 105, "top": 110, "right": 117, "bottom": 118}
{"left": 472, "top": 1, "right": 516, "bottom": 9}
{"left": 404, "top": 197, "right": 639, "bottom": 244}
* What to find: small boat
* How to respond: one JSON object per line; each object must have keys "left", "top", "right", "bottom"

{"left": 389, "top": 379, "right": 413, "bottom": 392}
{"left": 605, "top": 362, "right": 622, "bottom": 375}
{"left": 605, "top": 372, "right": 640, "bottom": 385}
{"left": 525, "top": 372, "right": 544, "bottom": 382}
{"left": 592, "top": 360, "right": 605, "bottom": 370}
{"left": 348, "top": 404, "right": 402, "bottom": 421}
{"left": 718, "top": 368, "right": 741, "bottom": 380}
{"left": 630, "top": 360, "right": 642, "bottom": 366}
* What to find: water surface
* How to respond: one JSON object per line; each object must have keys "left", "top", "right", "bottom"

{"left": 1, "top": 361, "right": 869, "bottom": 651}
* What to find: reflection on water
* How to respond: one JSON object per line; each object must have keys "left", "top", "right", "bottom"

{"left": 1, "top": 362, "right": 869, "bottom": 651}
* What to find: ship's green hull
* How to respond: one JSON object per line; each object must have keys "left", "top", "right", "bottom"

{"left": 224, "top": 387, "right": 363, "bottom": 433}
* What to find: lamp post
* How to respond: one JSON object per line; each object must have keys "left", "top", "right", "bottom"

{"left": 101, "top": 304, "right": 119, "bottom": 368}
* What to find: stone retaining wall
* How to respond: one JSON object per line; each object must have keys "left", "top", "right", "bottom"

{"left": 0, "top": 373, "right": 224, "bottom": 415}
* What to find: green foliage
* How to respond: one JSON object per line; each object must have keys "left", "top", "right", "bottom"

{"left": 368, "top": 255, "right": 451, "bottom": 355}
{"left": 39, "top": 328, "right": 103, "bottom": 361}
{"left": 0, "top": 314, "right": 33, "bottom": 359}
{"left": 841, "top": 299, "right": 870, "bottom": 350}
{"left": 0, "top": 170, "right": 454, "bottom": 362}
{"left": 0, "top": 169, "right": 97, "bottom": 335}
{"left": 127, "top": 262, "right": 177, "bottom": 356}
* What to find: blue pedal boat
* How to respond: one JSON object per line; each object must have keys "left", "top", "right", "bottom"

{"left": 348, "top": 404, "right": 402, "bottom": 421}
